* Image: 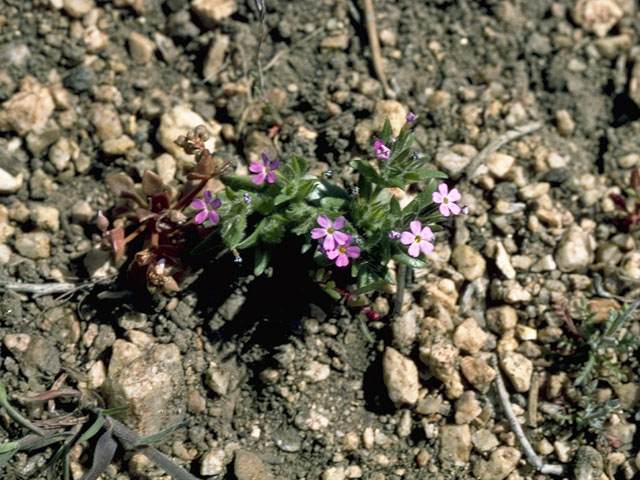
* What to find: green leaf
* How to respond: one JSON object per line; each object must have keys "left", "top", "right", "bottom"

{"left": 223, "top": 215, "right": 247, "bottom": 249}
{"left": 0, "top": 380, "right": 46, "bottom": 436}
{"left": 351, "top": 160, "right": 385, "bottom": 186}
{"left": 100, "top": 406, "right": 128, "bottom": 416}
{"left": 236, "top": 220, "right": 265, "bottom": 250}
{"left": 291, "top": 155, "right": 308, "bottom": 175}
{"left": 393, "top": 252, "right": 427, "bottom": 269}
{"left": 274, "top": 193, "right": 293, "bottom": 206}
{"left": 381, "top": 118, "right": 393, "bottom": 143}
{"left": 352, "top": 278, "right": 389, "bottom": 295}
{"left": 0, "top": 448, "right": 17, "bottom": 469}
{"left": 221, "top": 174, "right": 263, "bottom": 192}
{"left": 390, "top": 195, "right": 401, "bottom": 217}
{"left": 135, "top": 421, "right": 189, "bottom": 446}
{"left": 320, "top": 197, "right": 347, "bottom": 210}
{"left": 254, "top": 248, "right": 271, "bottom": 276}
{"left": 0, "top": 441, "right": 19, "bottom": 454}
{"left": 190, "top": 231, "right": 220, "bottom": 255}
{"left": 225, "top": 187, "right": 237, "bottom": 200}
{"left": 77, "top": 415, "right": 106, "bottom": 445}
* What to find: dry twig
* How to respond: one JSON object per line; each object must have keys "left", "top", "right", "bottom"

{"left": 464, "top": 121, "right": 543, "bottom": 179}
{"left": 492, "top": 357, "right": 565, "bottom": 476}
{"left": 362, "top": 0, "right": 394, "bottom": 98}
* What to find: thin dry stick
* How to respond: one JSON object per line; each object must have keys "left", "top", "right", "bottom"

{"left": 0, "top": 281, "right": 80, "bottom": 296}
{"left": 492, "top": 359, "right": 565, "bottom": 476}
{"left": 464, "top": 121, "right": 543, "bottom": 179}
{"left": 527, "top": 372, "right": 540, "bottom": 428}
{"left": 362, "top": 0, "right": 394, "bottom": 98}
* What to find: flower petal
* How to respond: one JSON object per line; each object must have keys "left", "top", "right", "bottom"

{"left": 270, "top": 158, "right": 279, "bottom": 170}
{"left": 410, "top": 220, "right": 422, "bottom": 235}
{"left": 374, "top": 139, "right": 383, "bottom": 149}
{"left": 333, "top": 216, "right": 346, "bottom": 229}
{"left": 333, "top": 231, "right": 350, "bottom": 245}
{"left": 400, "top": 232, "right": 414, "bottom": 245}
{"left": 432, "top": 192, "right": 443, "bottom": 204}
{"left": 420, "top": 240, "right": 434, "bottom": 256}
{"left": 408, "top": 242, "right": 420, "bottom": 257}
{"left": 261, "top": 152, "right": 270, "bottom": 165}
{"left": 211, "top": 197, "right": 222, "bottom": 209}
{"left": 346, "top": 246, "right": 360, "bottom": 259}
{"left": 439, "top": 203, "right": 451, "bottom": 217}
{"left": 191, "top": 198, "right": 206, "bottom": 210}
{"left": 448, "top": 188, "right": 461, "bottom": 202}
{"left": 266, "top": 171, "right": 276, "bottom": 183}
{"left": 209, "top": 210, "right": 220, "bottom": 225}
{"left": 323, "top": 235, "right": 335, "bottom": 251}
{"left": 311, "top": 228, "right": 326, "bottom": 239}
{"left": 249, "top": 162, "right": 264, "bottom": 173}
{"left": 335, "top": 254, "right": 348, "bottom": 267}
{"left": 420, "top": 226, "right": 434, "bottom": 241}
{"left": 438, "top": 182, "right": 449, "bottom": 196}
{"left": 204, "top": 190, "right": 213, "bottom": 204}
{"left": 194, "top": 210, "right": 208, "bottom": 224}
{"left": 326, "top": 248, "right": 339, "bottom": 260}
{"left": 448, "top": 202, "right": 461, "bottom": 215}
{"left": 317, "top": 215, "right": 331, "bottom": 228}
{"left": 253, "top": 172, "right": 266, "bottom": 185}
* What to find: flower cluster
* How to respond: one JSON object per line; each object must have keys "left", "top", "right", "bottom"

{"left": 311, "top": 216, "right": 360, "bottom": 267}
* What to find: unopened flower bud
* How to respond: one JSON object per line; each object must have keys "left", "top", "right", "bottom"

{"left": 96, "top": 210, "right": 109, "bottom": 232}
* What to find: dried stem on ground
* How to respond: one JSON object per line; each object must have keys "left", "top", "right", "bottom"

{"left": 492, "top": 356, "right": 565, "bottom": 476}
{"left": 362, "top": 0, "right": 394, "bottom": 98}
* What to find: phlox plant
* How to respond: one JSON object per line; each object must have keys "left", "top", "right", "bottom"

{"left": 185, "top": 114, "right": 465, "bottom": 299}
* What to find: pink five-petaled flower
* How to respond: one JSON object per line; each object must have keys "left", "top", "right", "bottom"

{"left": 400, "top": 220, "right": 434, "bottom": 258}
{"left": 249, "top": 152, "right": 279, "bottom": 185}
{"left": 374, "top": 139, "right": 390, "bottom": 160}
{"left": 311, "top": 215, "right": 350, "bottom": 251}
{"left": 192, "top": 190, "right": 221, "bottom": 225}
{"left": 326, "top": 237, "right": 360, "bottom": 267}
{"left": 432, "top": 182, "right": 462, "bottom": 217}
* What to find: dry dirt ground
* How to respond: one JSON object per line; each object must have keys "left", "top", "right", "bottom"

{"left": 1, "top": 0, "right": 640, "bottom": 479}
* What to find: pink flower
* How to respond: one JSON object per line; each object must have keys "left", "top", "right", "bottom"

{"left": 326, "top": 237, "right": 360, "bottom": 267}
{"left": 374, "top": 139, "right": 390, "bottom": 160}
{"left": 311, "top": 215, "right": 350, "bottom": 251}
{"left": 249, "top": 152, "right": 279, "bottom": 185}
{"left": 191, "top": 190, "right": 221, "bottom": 225}
{"left": 406, "top": 112, "right": 417, "bottom": 123}
{"left": 432, "top": 183, "right": 462, "bottom": 217}
{"left": 400, "top": 220, "right": 434, "bottom": 258}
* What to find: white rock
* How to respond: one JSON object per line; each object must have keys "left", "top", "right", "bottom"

{"left": 473, "top": 447, "right": 521, "bottom": 480}
{"left": 382, "top": 347, "right": 419, "bottom": 405}
{"left": 495, "top": 241, "right": 516, "bottom": 279}
{"left": 157, "top": 105, "right": 217, "bottom": 163}
{"left": 0, "top": 168, "right": 23, "bottom": 194}
{"left": 572, "top": 0, "right": 623, "bottom": 37}
{"left": 454, "top": 391, "right": 482, "bottom": 424}
{"left": 554, "top": 225, "right": 594, "bottom": 272}
{"left": 372, "top": 99, "right": 407, "bottom": 136}
{"left": 192, "top": 0, "right": 237, "bottom": 29}
{"left": 3, "top": 333, "right": 32, "bottom": 353}
{"left": 452, "top": 244, "right": 486, "bottom": 281}
{"left": 49, "top": 137, "right": 74, "bottom": 171}
{"left": 303, "top": 360, "right": 331, "bottom": 383}
{"left": 32, "top": 204, "right": 60, "bottom": 232}
{"left": 420, "top": 339, "right": 464, "bottom": 399}
{"left": 0, "top": 244, "right": 11, "bottom": 265}
{"left": 453, "top": 318, "right": 488, "bottom": 355}
{"left": 500, "top": 351, "right": 533, "bottom": 392}
{"left": 15, "top": 231, "right": 50, "bottom": 259}
{"left": 435, "top": 150, "right": 471, "bottom": 181}
{"left": 87, "top": 360, "right": 106, "bottom": 390}
{"left": 0, "top": 76, "right": 55, "bottom": 136}
{"left": 322, "top": 466, "right": 346, "bottom": 480}
{"left": 486, "top": 152, "right": 514, "bottom": 178}
{"left": 155, "top": 153, "right": 177, "bottom": 184}
{"left": 439, "top": 424, "right": 471, "bottom": 466}
{"left": 128, "top": 31, "right": 156, "bottom": 64}
{"left": 200, "top": 448, "right": 227, "bottom": 476}
{"left": 63, "top": 0, "right": 94, "bottom": 18}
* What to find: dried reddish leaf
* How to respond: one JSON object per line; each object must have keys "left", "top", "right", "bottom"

{"left": 610, "top": 193, "right": 629, "bottom": 212}
{"left": 632, "top": 167, "right": 640, "bottom": 191}
{"left": 108, "top": 227, "right": 126, "bottom": 262}
{"left": 141, "top": 170, "right": 166, "bottom": 197}
{"left": 149, "top": 192, "right": 171, "bottom": 212}
{"left": 194, "top": 154, "right": 214, "bottom": 177}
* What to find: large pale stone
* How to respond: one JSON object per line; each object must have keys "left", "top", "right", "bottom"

{"left": 192, "top": 0, "right": 236, "bottom": 29}
{"left": 0, "top": 76, "right": 55, "bottom": 136}
{"left": 156, "top": 105, "right": 218, "bottom": 163}
{"left": 500, "top": 351, "right": 533, "bottom": 393}
{"left": 382, "top": 347, "right": 419, "bottom": 405}
{"left": 103, "top": 342, "right": 185, "bottom": 435}
{"left": 573, "top": 0, "right": 623, "bottom": 37}
{"left": 554, "top": 225, "right": 594, "bottom": 272}
{"left": 452, "top": 244, "right": 486, "bottom": 281}
{"left": 439, "top": 424, "right": 471, "bottom": 466}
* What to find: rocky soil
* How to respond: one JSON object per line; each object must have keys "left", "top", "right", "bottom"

{"left": 1, "top": 0, "right": 640, "bottom": 479}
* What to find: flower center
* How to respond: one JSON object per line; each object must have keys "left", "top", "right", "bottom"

{"left": 414, "top": 235, "right": 421, "bottom": 243}
{"left": 338, "top": 245, "right": 346, "bottom": 253}
{"left": 443, "top": 197, "right": 449, "bottom": 204}
{"left": 328, "top": 227, "right": 335, "bottom": 234}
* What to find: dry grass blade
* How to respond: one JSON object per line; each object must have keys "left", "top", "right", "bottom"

{"left": 80, "top": 429, "right": 118, "bottom": 480}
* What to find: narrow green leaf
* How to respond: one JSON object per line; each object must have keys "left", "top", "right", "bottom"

{"left": 0, "top": 380, "right": 46, "bottom": 436}
{"left": 392, "top": 252, "right": 427, "bottom": 269}
{"left": 381, "top": 118, "right": 393, "bottom": 143}
{"left": 77, "top": 415, "right": 106, "bottom": 445}
{"left": 100, "top": 406, "right": 128, "bottom": 416}
{"left": 0, "top": 441, "right": 19, "bottom": 454}
{"left": 0, "top": 448, "right": 17, "bottom": 469}
{"left": 135, "top": 421, "right": 189, "bottom": 446}
{"left": 352, "top": 278, "right": 389, "bottom": 295}
{"left": 351, "top": 160, "right": 385, "bottom": 186}
{"left": 390, "top": 195, "right": 401, "bottom": 217}
{"left": 254, "top": 248, "right": 270, "bottom": 276}
{"left": 236, "top": 221, "right": 265, "bottom": 250}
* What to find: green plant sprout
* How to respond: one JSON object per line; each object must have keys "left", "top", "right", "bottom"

{"left": 99, "top": 114, "right": 466, "bottom": 307}
{"left": 0, "top": 380, "right": 196, "bottom": 480}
